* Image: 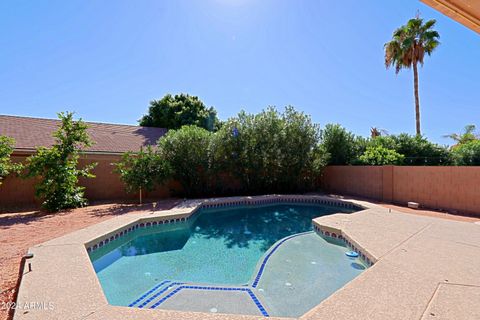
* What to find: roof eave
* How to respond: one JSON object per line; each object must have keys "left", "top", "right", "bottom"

{"left": 421, "top": 0, "right": 480, "bottom": 34}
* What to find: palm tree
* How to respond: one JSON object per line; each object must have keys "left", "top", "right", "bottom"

{"left": 384, "top": 16, "right": 440, "bottom": 136}
{"left": 444, "top": 124, "right": 479, "bottom": 147}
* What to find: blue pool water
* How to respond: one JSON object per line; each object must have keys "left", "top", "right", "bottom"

{"left": 89, "top": 203, "right": 365, "bottom": 317}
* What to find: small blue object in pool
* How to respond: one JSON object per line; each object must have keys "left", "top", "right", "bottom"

{"left": 345, "top": 251, "right": 359, "bottom": 258}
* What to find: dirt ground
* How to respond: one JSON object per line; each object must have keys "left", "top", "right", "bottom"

{"left": 0, "top": 199, "right": 180, "bottom": 320}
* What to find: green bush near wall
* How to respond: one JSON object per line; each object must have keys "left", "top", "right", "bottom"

{"left": 369, "top": 134, "right": 452, "bottom": 165}
{"left": 214, "top": 106, "right": 326, "bottom": 194}
{"left": 359, "top": 145, "right": 405, "bottom": 165}
{"left": 0, "top": 135, "right": 19, "bottom": 186}
{"left": 117, "top": 105, "right": 479, "bottom": 198}
{"left": 118, "top": 106, "right": 328, "bottom": 197}
{"left": 114, "top": 146, "right": 172, "bottom": 202}
{"left": 158, "top": 125, "right": 213, "bottom": 197}
{"left": 24, "top": 112, "right": 97, "bottom": 212}
{"left": 320, "top": 124, "right": 366, "bottom": 165}
{"left": 319, "top": 127, "right": 452, "bottom": 166}
{"left": 451, "top": 140, "right": 480, "bottom": 165}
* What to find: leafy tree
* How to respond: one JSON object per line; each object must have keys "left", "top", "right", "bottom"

{"left": 157, "top": 125, "right": 213, "bottom": 197}
{"left": 0, "top": 136, "right": 21, "bottom": 186}
{"left": 444, "top": 125, "right": 479, "bottom": 147}
{"left": 215, "top": 109, "right": 284, "bottom": 193}
{"left": 320, "top": 124, "right": 362, "bottom": 165}
{"left": 215, "top": 107, "right": 327, "bottom": 193}
{"left": 451, "top": 140, "right": 480, "bottom": 165}
{"left": 384, "top": 17, "right": 440, "bottom": 135}
{"left": 279, "top": 107, "right": 326, "bottom": 190}
{"left": 114, "top": 146, "right": 171, "bottom": 203}
{"left": 24, "top": 112, "right": 97, "bottom": 212}
{"left": 359, "top": 145, "right": 404, "bottom": 165}
{"left": 139, "top": 93, "right": 220, "bottom": 131}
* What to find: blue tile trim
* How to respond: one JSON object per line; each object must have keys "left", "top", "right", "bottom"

{"left": 246, "top": 289, "right": 269, "bottom": 316}
{"left": 137, "top": 282, "right": 185, "bottom": 308}
{"left": 199, "top": 197, "right": 363, "bottom": 213}
{"left": 149, "top": 285, "right": 269, "bottom": 317}
{"left": 313, "top": 225, "right": 374, "bottom": 267}
{"left": 251, "top": 231, "right": 313, "bottom": 288}
{"left": 128, "top": 280, "right": 171, "bottom": 307}
{"left": 88, "top": 196, "right": 361, "bottom": 252}
{"left": 149, "top": 286, "right": 183, "bottom": 309}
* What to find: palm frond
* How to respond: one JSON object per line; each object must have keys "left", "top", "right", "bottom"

{"left": 384, "top": 15, "right": 440, "bottom": 71}
{"left": 423, "top": 30, "right": 440, "bottom": 39}
{"left": 443, "top": 133, "right": 460, "bottom": 141}
{"left": 464, "top": 124, "right": 476, "bottom": 135}
{"left": 445, "top": 125, "right": 479, "bottom": 145}
{"left": 422, "top": 19, "right": 437, "bottom": 31}
{"left": 393, "top": 26, "right": 406, "bottom": 38}
{"left": 407, "top": 18, "right": 423, "bottom": 31}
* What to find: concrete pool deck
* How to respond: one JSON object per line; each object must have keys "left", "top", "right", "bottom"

{"left": 13, "top": 195, "right": 480, "bottom": 320}
{"left": 309, "top": 205, "right": 480, "bottom": 320}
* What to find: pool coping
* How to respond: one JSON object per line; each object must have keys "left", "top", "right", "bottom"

{"left": 13, "top": 194, "right": 480, "bottom": 319}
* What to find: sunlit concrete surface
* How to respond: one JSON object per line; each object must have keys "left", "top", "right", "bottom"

{"left": 13, "top": 195, "right": 480, "bottom": 320}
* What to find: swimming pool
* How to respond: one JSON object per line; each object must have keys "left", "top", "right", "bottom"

{"left": 89, "top": 202, "right": 366, "bottom": 317}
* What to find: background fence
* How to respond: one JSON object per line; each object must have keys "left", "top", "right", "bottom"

{"left": 0, "top": 154, "right": 175, "bottom": 209}
{"left": 2, "top": 159, "right": 479, "bottom": 217}
{"left": 321, "top": 165, "right": 480, "bottom": 216}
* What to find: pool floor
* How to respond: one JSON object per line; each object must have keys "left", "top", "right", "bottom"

{"left": 132, "top": 232, "right": 365, "bottom": 317}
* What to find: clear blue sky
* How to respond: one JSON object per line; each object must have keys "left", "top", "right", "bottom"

{"left": 0, "top": 0, "right": 478, "bottom": 144}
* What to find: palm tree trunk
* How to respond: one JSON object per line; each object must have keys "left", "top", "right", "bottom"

{"left": 413, "top": 62, "right": 421, "bottom": 136}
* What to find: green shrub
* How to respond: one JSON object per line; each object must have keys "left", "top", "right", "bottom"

{"left": 24, "top": 112, "right": 96, "bottom": 212}
{"left": 214, "top": 106, "right": 327, "bottom": 194}
{"left": 152, "top": 106, "right": 327, "bottom": 196}
{"left": 369, "top": 134, "right": 451, "bottom": 165}
{"left": 320, "top": 124, "right": 362, "bottom": 165}
{"left": 359, "top": 145, "right": 405, "bottom": 165}
{"left": 114, "top": 146, "right": 171, "bottom": 203}
{"left": 393, "top": 134, "right": 451, "bottom": 165}
{"left": 157, "top": 125, "right": 213, "bottom": 197}
{"left": 139, "top": 93, "right": 220, "bottom": 131}
{"left": 451, "top": 140, "right": 480, "bottom": 165}
{"left": 0, "top": 136, "right": 21, "bottom": 186}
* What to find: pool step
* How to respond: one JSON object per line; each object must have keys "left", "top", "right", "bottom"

{"left": 129, "top": 281, "right": 270, "bottom": 316}
{"left": 129, "top": 280, "right": 185, "bottom": 308}
{"left": 137, "top": 283, "right": 247, "bottom": 309}
{"left": 147, "top": 284, "right": 270, "bottom": 316}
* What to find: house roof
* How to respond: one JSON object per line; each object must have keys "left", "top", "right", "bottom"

{"left": 0, "top": 115, "right": 167, "bottom": 154}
